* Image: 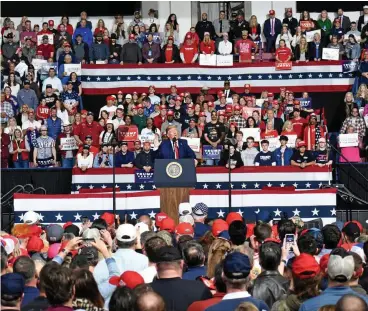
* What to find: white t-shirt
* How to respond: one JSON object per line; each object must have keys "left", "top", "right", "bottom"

{"left": 22, "top": 120, "right": 41, "bottom": 131}
{"left": 77, "top": 153, "right": 94, "bottom": 168}
{"left": 99, "top": 105, "right": 117, "bottom": 119}
{"left": 139, "top": 265, "right": 157, "bottom": 283}
{"left": 112, "top": 118, "right": 125, "bottom": 130}
{"left": 148, "top": 94, "right": 161, "bottom": 106}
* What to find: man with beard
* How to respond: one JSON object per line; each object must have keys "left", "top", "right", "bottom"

{"left": 120, "top": 34, "right": 142, "bottom": 65}
{"left": 161, "top": 110, "right": 182, "bottom": 136}
{"left": 195, "top": 13, "right": 216, "bottom": 41}
{"left": 282, "top": 8, "right": 298, "bottom": 36}
{"left": 89, "top": 32, "right": 109, "bottom": 64}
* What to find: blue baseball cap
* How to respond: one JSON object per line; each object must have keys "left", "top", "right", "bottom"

{"left": 223, "top": 252, "right": 251, "bottom": 279}
{"left": 218, "top": 230, "right": 230, "bottom": 241}
{"left": 192, "top": 203, "right": 208, "bottom": 216}
{"left": 1, "top": 273, "right": 25, "bottom": 297}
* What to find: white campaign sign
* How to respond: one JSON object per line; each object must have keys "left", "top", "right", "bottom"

{"left": 37, "top": 34, "right": 54, "bottom": 46}
{"left": 339, "top": 133, "right": 359, "bottom": 147}
{"left": 180, "top": 137, "right": 201, "bottom": 152}
{"left": 31, "top": 59, "right": 47, "bottom": 70}
{"left": 322, "top": 48, "right": 340, "bottom": 61}
{"left": 216, "top": 55, "right": 233, "bottom": 67}
{"left": 285, "top": 135, "right": 297, "bottom": 148}
{"left": 199, "top": 54, "right": 217, "bottom": 66}
{"left": 241, "top": 128, "right": 261, "bottom": 142}
{"left": 64, "top": 63, "right": 82, "bottom": 76}
{"left": 268, "top": 137, "right": 281, "bottom": 152}
{"left": 306, "top": 29, "right": 321, "bottom": 42}
{"left": 60, "top": 137, "right": 78, "bottom": 150}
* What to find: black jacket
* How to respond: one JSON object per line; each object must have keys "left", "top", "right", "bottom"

{"left": 251, "top": 270, "right": 290, "bottom": 308}
{"left": 109, "top": 43, "right": 122, "bottom": 62}
{"left": 282, "top": 17, "right": 298, "bottom": 36}
{"left": 358, "top": 15, "right": 368, "bottom": 32}
{"left": 195, "top": 20, "right": 216, "bottom": 41}
{"left": 134, "top": 150, "right": 156, "bottom": 169}
{"left": 120, "top": 42, "right": 142, "bottom": 63}
{"left": 308, "top": 41, "right": 324, "bottom": 60}
{"left": 219, "top": 150, "right": 244, "bottom": 167}
{"left": 161, "top": 44, "right": 180, "bottom": 63}
{"left": 294, "top": 44, "right": 310, "bottom": 61}
{"left": 232, "top": 20, "right": 250, "bottom": 39}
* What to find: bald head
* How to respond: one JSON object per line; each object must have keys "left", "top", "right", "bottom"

{"left": 336, "top": 294, "right": 368, "bottom": 311}
{"left": 136, "top": 291, "right": 165, "bottom": 311}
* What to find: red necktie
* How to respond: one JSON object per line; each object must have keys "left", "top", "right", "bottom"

{"left": 174, "top": 141, "right": 179, "bottom": 159}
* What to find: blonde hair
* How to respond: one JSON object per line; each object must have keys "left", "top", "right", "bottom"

{"left": 357, "top": 84, "right": 368, "bottom": 100}
{"left": 299, "top": 36, "right": 308, "bottom": 53}
{"left": 249, "top": 15, "right": 258, "bottom": 28}
{"left": 207, "top": 238, "right": 231, "bottom": 278}
{"left": 235, "top": 302, "right": 259, "bottom": 311}
{"left": 282, "top": 120, "right": 293, "bottom": 131}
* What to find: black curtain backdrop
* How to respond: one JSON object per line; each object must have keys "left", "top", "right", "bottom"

{"left": 296, "top": 1, "right": 364, "bottom": 13}
{"left": 83, "top": 91, "right": 346, "bottom": 132}
{"left": 1, "top": 1, "right": 140, "bottom": 18}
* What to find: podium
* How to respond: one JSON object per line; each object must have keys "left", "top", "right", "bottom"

{"left": 154, "top": 159, "right": 197, "bottom": 223}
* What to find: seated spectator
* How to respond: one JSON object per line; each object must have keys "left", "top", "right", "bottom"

{"left": 57, "top": 42, "right": 76, "bottom": 68}
{"left": 294, "top": 36, "right": 309, "bottom": 62}
{"left": 58, "top": 15, "right": 74, "bottom": 36}
{"left": 93, "top": 144, "right": 113, "bottom": 168}
{"left": 248, "top": 15, "right": 262, "bottom": 45}
{"left": 206, "top": 252, "right": 268, "bottom": 311}
{"left": 36, "top": 35, "right": 54, "bottom": 60}
{"left": 241, "top": 136, "right": 258, "bottom": 166}
{"left": 235, "top": 30, "right": 257, "bottom": 63}
{"left": 200, "top": 32, "right": 215, "bottom": 55}
{"left": 291, "top": 140, "right": 316, "bottom": 168}
{"left": 161, "top": 22, "right": 180, "bottom": 47}
{"left": 134, "top": 141, "right": 155, "bottom": 171}
{"left": 261, "top": 121, "right": 278, "bottom": 139}
{"left": 120, "top": 34, "right": 142, "bottom": 65}
{"left": 89, "top": 33, "right": 109, "bottom": 64}
{"left": 254, "top": 140, "right": 276, "bottom": 166}
{"left": 326, "top": 35, "right": 344, "bottom": 60}
{"left": 73, "top": 19, "right": 93, "bottom": 46}
{"left": 99, "top": 121, "right": 116, "bottom": 145}
{"left": 115, "top": 142, "right": 134, "bottom": 167}
{"left": 314, "top": 137, "right": 333, "bottom": 166}
{"left": 345, "top": 34, "right": 361, "bottom": 60}
{"left": 218, "top": 32, "right": 232, "bottom": 55}
{"left": 148, "top": 23, "right": 160, "bottom": 44}
{"left": 180, "top": 33, "right": 198, "bottom": 64}
{"left": 276, "top": 25, "right": 293, "bottom": 49}
{"left": 162, "top": 36, "right": 180, "bottom": 63}
{"left": 281, "top": 120, "right": 298, "bottom": 136}
{"left": 308, "top": 33, "right": 323, "bottom": 61}
{"left": 219, "top": 143, "right": 244, "bottom": 169}
{"left": 274, "top": 135, "right": 293, "bottom": 166}
{"left": 345, "top": 22, "right": 360, "bottom": 42}
{"left": 21, "top": 37, "right": 36, "bottom": 64}
{"left": 76, "top": 144, "right": 94, "bottom": 170}
{"left": 3, "top": 73, "right": 20, "bottom": 97}
{"left": 20, "top": 19, "right": 37, "bottom": 45}
{"left": 275, "top": 39, "right": 292, "bottom": 62}
{"left": 299, "top": 248, "right": 368, "bottom": 310}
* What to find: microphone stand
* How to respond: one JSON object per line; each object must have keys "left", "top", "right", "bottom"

{"left": 111, "top": 140, "right": 118, "bottom": 226}
{"left": 226, "top": 143, "right": 232, "bottom": 213}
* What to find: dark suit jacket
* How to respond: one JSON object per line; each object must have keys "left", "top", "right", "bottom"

{"left": 339, "top": 15, "right": 351, "bottom": 33}
{"left": 222, "top": 89, "right": 235, "bottom": 99}
{"left": 308, "top": 41, "right": 324, "bottom": 60}
{"left": 294, "top": 44, "right": 310, "bottom": 61}
{"left": 157, "top": 139, "right": 196, "bottom": 159}
{"left": 263, "top": 18, "right": 282, "bottom": 39}
{"left": 358, "top": 15, "right": 368, "bottom": 31}
{"left": 282, "top": 17, "right": 298, "bottom": 36}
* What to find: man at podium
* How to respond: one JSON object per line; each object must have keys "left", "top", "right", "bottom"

{"left": 156, "top": 126, "right": 196, "bottom": 161}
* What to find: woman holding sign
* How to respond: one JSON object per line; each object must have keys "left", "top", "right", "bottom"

{"left": 299, "top": 11, "right": 316, "bottom": 34}
{"left": 339, "top": 125, "right": 362, "bottom": 163}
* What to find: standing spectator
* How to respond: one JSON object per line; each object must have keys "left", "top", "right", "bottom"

{"left": 151, "top": 246, "right": 212, "bottom": 311}
{"left": 200, "top": 32, "right": 215, "bottom": 54}
{"left": 2, "top": 33, "right": 18, "bottom": 63}
{"left": 1, "top": 273, "right": 25, "bottom": 310}
{"left": 304, "top": 114, "right": 326, "bottom": 150}
{"left": 317, "top": 10, "right": 332, "bottom": 47}
{"left": 231, "top": 13, "right": 249, "bottom": 44}
{"left": 94, "top": 19, "right": 107, "bottom": 37}
{"left": 340, "top": 107, "right": 366, "bottom": 140}
{"left": 283, "top": 8, "right": 298, "bottom": 36}
{"left": 42, "top": 70, "right": 63, "bottom": 95}
{"left": 358, "top": 5, "right": 368, "bottom": 31}
{"left": 3, "top": 21, "right": 20, "bottom": 43}
{"left": 133, "top": 104, "right": 147, "bottom": 133}
{"left": 36, "top": 35, "right": 54, "bottom": 60}
{"left": 0, "top": 127, "right": 10, "bottom": 168}
{"left": 248, "top": 15, "right": 262, "bottom": 45}
{"left": 195, "top": 13, "right": 216, "bottom": 41}
{"left": 299, "top": 11, "right": 316, "bottom": 33}
{"left": 205, "top": 252, "right": 268, "bottom": 311}
{"left": 9, "top": 128, "right": 30, "bottom": 168}
{"left": 161, "top": 110, "right": 182, "bottom": 135}
{"left": 213, "top": 10, "right": 230, "bottom": 47}
{"left": 20, "top": 20, "right": 36, "bottom": 45}
{"left": 36, "top": 98, "right": 50, "bottom": 123}
{"left": 61, "top": 81, "right": 80, "bottom": 119}
{"left": 166, "top": 13, "right": 179, "bottom": 33}
{"left": 274, "top": 135, "right": 293, "bottom": 166}
{"left": 235, "top": 30, "right": 257, "bottom": 63}
{"left": 74, "top": 112, "right": 103, "bottom": 147}
{"left": 57, "top": 121, "right": 77, "bottom": 168}
{"left": 336, "top": 8, "right": 351, "bottom": 33}
{"left": 182, "top": 242, "right": 206, "bottom": 280}
{"left": 76, "top": 11, "right": 93, "bottom": 29}
{"left": 3, "top": 73, "right": 20, "bottom": 97}
{"left": 73, "top": 34, "right": 90, "bottom": 63}
{"left": 241, "top": 136, "right": 258, "bottom": 166}
{"left": 33, "top": 125, "right": 56, "bottom": 167}
{"left": 326, "top": 35, "right": 344, "bottom": 60}
{"left": 108, "top": 34, "right": 121, "bottom": 64}
{"left": 76, "top": 144, "right": 94, "bottom": 169}
{"left": 129, "top": 11, "right": 145, "bottom": 32}
{"left": 308, "top": 32, "right": 323, "bottom": 61}
{"left": 291, "top": 140, "right": 316, "bottom": 167}
{"left": 180, "top": 33, "right": 198, "bottom": 64}
{"left": 21, "top": 110, "right": 41, "bottom": 134}
{"left": 73, "top": 19, "right": 93, "bottom": 47}
{"left": 148, "top": 24, "right": 161, "bottom": 44}
{"left": 228, "top": 105, "right": 246, "bottom": 128}
{"left": 162, "top": 36, "right": 180, "bottom": 63}
{"left": 161, "top": 23, "right": 180, "bottom": 47}
{"left": 120, "top": 34, "right": 142, "bottom": 65}
{"left": 330, "top": 19, "right": 344, "bottom": 43}
{"left": 99, "top": 96, "right": 117, "bottom": 119}
{"left": 314, "top": 137, "right": 333, "bottom": 167}
{"left": 219, "top": 143, "right": 244, "bottom": 168}
{"left": 55, "top": 27, "right": 73, "bottom": 51}
{"left": 345, "top": 22, "right": 360, "bottom": 43}
{"left": 254, "top": 139, "right": 276, "bottom": 166}
{"left": 41, "top": 85, "right": 58, "bottom": 109}
{"left": 21, "top": 38, "right": 36, "bottom": 64}
{"left": 1, "top": 94, "right": 14, "bottom": 126}
{"left": 142, "top": 33, "right": 161, "bottom": 63}
{"left": 263, "top": 10, "right": 282, "bottom": 52}
{"left": 45, "top": 108, "right": 62, "bottom": 141}
{"left": 58, "top": 16, "right": 74, "bottom": 35}
{"left": 89, "top": 33, "right": 109, "bottom": 64}
{"left": 134, "top": 141, "right": 156, "bottom": 171}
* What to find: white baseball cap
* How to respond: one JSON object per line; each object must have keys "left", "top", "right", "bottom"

{"left": 1, "top": 237, "right": 15, "bottom": 255}
{"left": 179, "top": 214, "right": 195, "bottom": 226}
{"left": 23, "top": 211, "right": 40, "bottom": 225}
{"left": 179, "top": 202, "right": 192, "bottom": 216}
{"left": 63, "top": 121, "right": 71, "bottom": 127}
{"left": 135, "top": 222, "right": 149, "bottom": 234}
{"left": 116, "top": 224, "right": 137, "bottom": 242}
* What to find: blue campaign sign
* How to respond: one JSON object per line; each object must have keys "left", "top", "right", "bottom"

{"left": 135, "top": 170, "right": 154, "bottom": 183}
{"left": 295, "top": 97, "right": 312, "bottom": 109}
{"left": 342, "top": 60, "right": 358, "bottom": 73}
{"left": 203, "top": 145, "right": 223, "bottom": 160}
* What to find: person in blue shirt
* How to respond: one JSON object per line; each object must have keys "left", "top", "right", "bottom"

{"left": 330, "top": 18, "right": 344, "bottom": 43}
{"left": 115, "top": 142, "right": 135, "bottom": 167}
{"left": 182, "top": 241, "right": 206, "bottom": 280}
{"left": 274, "top": 135, "right": 293, "bottom": 166}
{"left": 206, "top": 252, "right": 269, "bottom": 311}
{"left": 57, "top": 43, "right": 76, "bottom": 69}
{"left": 299, "top": 248, "right": 368, "bottom": 311}
{"left": 93, "top": 144, "right": 114, "bottom": 168}
{"left": 143, "top": 97, "right": 155, "bottom": 117}
{"left": 254, "top": 140, "right": 276, "bottom": 166}
{"left": 192, "top": 202, "right": 211, "bottom": 240}
{"left": 73, "top": 19, "right": 93, "bottom": 46}
{"left": 45, "top": 108, "right": 62, "bottom": 141}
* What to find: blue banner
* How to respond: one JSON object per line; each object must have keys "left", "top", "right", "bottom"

{"left": 295, "top": 97, "right": 312, "bottom": 109}
{"left": 203, "top": 145, "right": 223, "bottom": 160}
{"left": 134, "top": 170, "right": 154, "bottom": 183}
{"left": 342, "top": 60, "right": 358, "bottom": 73}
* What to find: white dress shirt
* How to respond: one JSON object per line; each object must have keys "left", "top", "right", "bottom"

{"left": 218, "top": 40, "right": 233, "bottom": 55}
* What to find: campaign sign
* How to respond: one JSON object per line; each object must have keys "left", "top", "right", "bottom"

{"left": 203, "top": 145, "right": 223, "bottom": 160}
{"left": 300, "top": 20, "right": 314, "bottom": 30}
{"left": 242, "top": 107, "right": 261, "bottom": 120}
{"left": 306, "top": 29, "right": 321, "bottom": 42}
{"left": 322, "top": 48, "right": 339, "bottom": 61}
{"left": 60, "top": 137, "right": 78, "bottom": 150}
{"left": 117, "top": 126, "right": 139, "bottom": 141}
{"left": 339, "top": 133, "right": 359, "bottom": 147}
{"left": 217, "top": 55, "right": 233, "bottom": 67}
{"left": 275, "top": 61, "right": 292, "bottom": 70}
{"left": 181, "top": 137, "right": 200, "bottom": 152}
{"left": 295, "top": 97, "right": 312, "bottom": 109}
{"left": 41, "top": 62, "right": 58, "bottom": 74}
{"left": 64, "top": 63, "right": 82, "bottom": 76}
{"left": 342, "top": 60, "right": 358, "bottom": 73}
{"left": 135, "top": 170, "right": 154, "bottom": 183}
{"left": 241, "top": 128, "right": 261, "bottom": 142}
{"left": 285, "top": 135, "right": 297, "bottom": 148}
{"left": 199, "top": 54, "right": 217, "bottom": 66}
{"left": 268, "top": 137, "right": 281, "bottom": 152}
{"left": 31, "top": 59, "right": 47, "bottom": 70}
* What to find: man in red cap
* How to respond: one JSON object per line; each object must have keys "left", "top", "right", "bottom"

{"left": 241, "top": 84, "right": 254, "bottom": 98}
{"left": 180, "top": 33, "right": 198, "bottom": 64}
{"left": 154, "top": 105, "right": 167, "bottom": 130}
{"left": 290, "top": 141, "right": 316, "bottom": 168}
{"left": 74, "top": 111, "right": 103, "bottom": 147}
{"left": 161, "top": 110, "right": 182, "bottom": 136}
{"left": 48, "top": 19, "right": 57, "bottom": 35}
{"left": 182, "top": 103, "right": 198, "bottom": 131}
{"left": 282, "top": 8, "right": 298, "bottom": 36}
{"left": 228, "top": 105, "right": 246, "bottom": 128}
{"left": 120, "top": 34, "right": 142, "bottom": 65}
{"left": 36, "top": 35, "right": 54, "bottom": 60}
{"left": 263, "top": 9, "right": 282, "bottom": 52}
{"left": 99, "top": 96, "right": 117, "bottom": 119}
{"left": 57, "top": 42, "right": 76, "bottom": 67}
{"left": 37, "top": 22, "right": 53, "bottom": 36}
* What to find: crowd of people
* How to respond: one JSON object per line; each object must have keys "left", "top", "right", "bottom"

{"left": 2, "top": 206, "right": 368, "bottom": 311}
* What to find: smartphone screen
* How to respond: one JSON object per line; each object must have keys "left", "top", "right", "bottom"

{"left": 285, "top": 234, "right": 295, "bottom": 251}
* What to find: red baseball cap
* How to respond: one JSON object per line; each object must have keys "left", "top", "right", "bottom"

{"left": 293, "top": 99, "right": 300, "bottom": 105}
{"left": 199, "top": 112, "right": 206, "bottom": 117}
{"left": 246, "top": 223, "right": 255, "bottom": 238}
{"left": 155, "top": 212, "right": 168, "bottom": 228}
{"left": 225, "top": 212, "right": 243, "bottom": 225}
{"left": 185, "top": 32, "right": 193, "bottom": 39}
{"left": 118, "top": 90, "right": 123, "bottom": 94}
{"left": 161, "top": 217, "right": 175, "bottom": 233}
{"left": 269, "top": 10, "right": 275, "bottom": 15}
{"left": 167, "top": 110, "right": 174, "bottom": 116}
{"left": 180, "top": 93, "right": 185, "bottom": 97}
{"left": 168, "top": 36, "right": 174, "bottom": 41}
{"left": 272, "top": 99, "right": 279, "bottom": 105}
{"left": 106, "top": 95, "right": 114, "bottom": 101}
{"left": 101, "top": 212, "right": 115, "bottom": 226}
{"left": 319, "top": 254, "right": 330, "bottom": 276}
{"left": 297, "top": 141, "right": 307, "bottom": 148}
{"left": 220, "top": 93, "right": 226, "bottom": 98}
{"left": 267, "top": 92, "right": 274, "bottom": 97}
{"left": 48, "top": 20, "right": 54, "bottom": 26}
{"left": 109, "top": 271, "right": 144, "bottom": 288}
{"left": 176, "top": 96, "right": 182, "bottom": 101}
{"left": 129, "top": 34, "right": 135, "bottom": 39}
{"left": 148, "top": 85, "right": 155, "bottom": 89}
{"left": 234, "top": 105, "right": 241, "bottom": 111}
{"left": 175, "top": 222, "right": 194, "bottom": 235}
{"left": 225, "top": 106, "right": 233, "bottom": 113}
{"left": 63, "top": 221, "right": 73, "bottom": 229}
{"left": 81, "top": 109, "right": 88, "bottom": 115}
{"left": 136, "top": 104, "right": 143, "bottom": 109}
{"left": 207, "top": 101, "right": 214, "bottom": 107}
{"left": 212, "top": 219, "right": 229, "bottom": 237}
{"left": 292, "top": 253, "right": 321, "bottom": 279}
{"left": 344, "top": 220, "right": 363, "bottom": 233}
{"left": 63, "top": 42, "right": 71, "bottom": 48}
{"left": 159, "top": 105, "right": 167, "bottom": 110}
{"left": 244, "top": 84, "right": 251, "bottom": 89}
{"left": 26, "top": 236, "right": 44, "bottom": 253}
{"left": 218, "top": 110, "right": 225, "bottom": 116}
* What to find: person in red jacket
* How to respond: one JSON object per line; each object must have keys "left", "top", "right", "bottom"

{"left": 9, "top": 128, "right": 30, "bottom": 168}
{"left": 235, "top": 30, "right": 257, "bottom": 62}
{"left": 57, "top": 16, "right": 74, "bottom": 36}
{"left": 1, "top": 127, "right": 10, "bottom": 168}
{"left": 275, "top": 39, "right": 292, "bottom": 62}
{"left": 291, "top": 108, "right": 308, "bottom": 139}
{"left": 36, "top": 35, "right": 54, "bottom": 60}
{"left": 180, "top": 32, "right": 198, "bottom": 64}
{"left": 74, "top": 111, "right": 103, "bottom": 147}
{"left": 261, "top": 121, "right": 279, "bottom": 139}
{"left": 36, "top": 98, "right": 50, "bottom": 124}
{"left": 200, "top": 32, "right": 215, "bottom": 54}
{"left": 303, "top": 113, "right": 325, "bottom": 151}
{"left": 154, "top": 105, "right": 167, "bottom": 129}
{"left": 37, "top": 22, "right": 53, "bottom": 36}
